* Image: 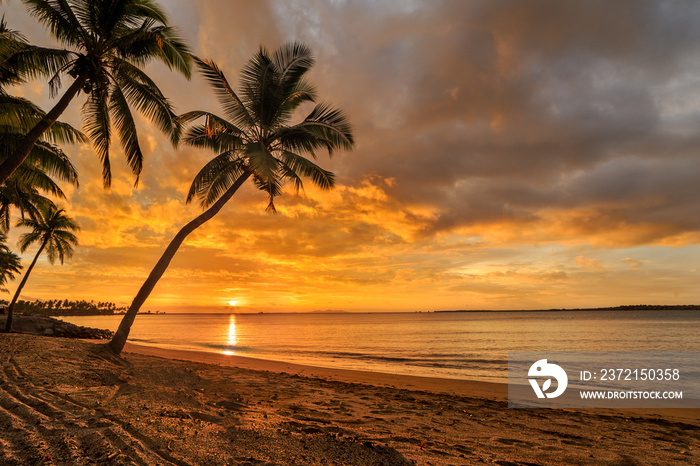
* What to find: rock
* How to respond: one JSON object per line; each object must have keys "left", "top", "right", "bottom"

{"left": 0, "top": 315, "right": 114, "bottom": 340}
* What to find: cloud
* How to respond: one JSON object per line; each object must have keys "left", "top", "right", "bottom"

{"left": 3, "top": 0, "right": 700, "bottom": 310}
{"left": 622, "top": 258, "right": 645, "bottom": 269}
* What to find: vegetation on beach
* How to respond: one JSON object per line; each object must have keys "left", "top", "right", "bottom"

{"left": 2, "top": 15, "right": 85, "bottom": 330}
{"left": 4, "top": 203, "right": 79, "bottom": 332}
{"left": 109, "top": 43, "right": 355, "bottom": 354}
{"left": 0, "top": 0, "right": 191, "bottom": 333}
{"left": 0, "top": 298, "right": 126, "bottom": 315}
{"left": 1, "top": 17, "right": 82, "bottom": 232}
{"left": 1, "top": 1, "right": 354, "bottom": 349}
{"left": 0, "top": 0, "right": 192, "bottom": 186}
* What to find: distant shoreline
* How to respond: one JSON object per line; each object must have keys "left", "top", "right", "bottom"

{"left": 435, "top": 305, "right": 700, "bottom": 313}
{"left": 8, "top": 304, "right": 699, "bottom": 317}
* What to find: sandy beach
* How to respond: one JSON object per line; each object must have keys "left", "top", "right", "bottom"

{"left": 0, "top": 334, "right": 698, "bottom": 465}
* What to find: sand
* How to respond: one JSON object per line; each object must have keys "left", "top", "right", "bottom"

{"left": 0, "top": 334, "right": 698, "bottom": 465}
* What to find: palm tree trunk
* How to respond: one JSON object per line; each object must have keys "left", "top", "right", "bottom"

{"left": 0, "top": 75, "right": 88, "bottom": 186}
{"left": 4, "top": 240, "right": 47, "bottom": 333}
{"left": 107, "top": 171, "right": 252, "bottom": 354}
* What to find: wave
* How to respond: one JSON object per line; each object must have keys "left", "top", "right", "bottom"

{"left": 199, "top": 343, "right": 256, "bottom": 353}
{"left": 167, "top": 343, "right": 507, "bottom": 371}
{"left": 274, "top": 349, "right": 508, "bottom": 370}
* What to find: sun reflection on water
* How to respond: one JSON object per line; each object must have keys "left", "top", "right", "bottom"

{"left": 224, "top": 314, "right": 237, "bottom": 355}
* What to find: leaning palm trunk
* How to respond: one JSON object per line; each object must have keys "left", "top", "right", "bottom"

{"left": 4, "top": 240, "right": 46, "bottom": 333}
{"left": 107, "top": 171, "right": 251, "bottom": 354}
{"left": 0, "top": 76, "right": 88, "bottom": 186}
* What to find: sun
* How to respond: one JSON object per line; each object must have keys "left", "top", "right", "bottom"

{"left": 227, "top": 300, "right": 237, "bottom": 307}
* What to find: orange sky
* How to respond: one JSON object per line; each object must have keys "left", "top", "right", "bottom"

{"left": 3, "top": 1, "right": 700, "bottom": 312}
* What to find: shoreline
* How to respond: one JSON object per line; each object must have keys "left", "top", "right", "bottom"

{"left": 122, "top": 341, "right": 509, "bottom": 400}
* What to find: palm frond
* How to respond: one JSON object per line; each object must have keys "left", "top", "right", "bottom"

{"left": 93, "top": 0, "right": 130, "bottom": 36}
{"left": 178, "top": 110, "right": 243, "bottom": 135}
{"left": 272, "top": 41, "right": 314, "bottom": 88}
{"left": 278, "top": 103, "right": 354, "bottom": 155}
{"left": 17, "top": 230, "right": 43, "bottom": 252}
{"left": 26, "top": 140, "right": 78, "bottom": 185}
{"left": 109, "top": 83, "right": 143, "bottom": 185}
{"left": 150, "top": 25, "right": 192, "bottom": 78}
{"left": 113, "top": 24, "right": 192, "bottom": 78}
{"left": 251, "top": 171, "right": 283, "bottom": 213}
{"left": 1, "top": 44, "right": 74, "bottom": 83}
{"left": 0, "top": 95, "right": 46, "bottom": 130}
{"left": 1, "top": 131, "right": 79, "bottom": 187}
{"left": 279, "top": 150, "right": 335, "bottom": 191}
{"left": 186, "top": 151, "right": 246, "bottom": 207}
{"left": 22, "top": 0, "right": 88, "bottom": 48}
{"left": 270, "top": 78, "right": 316, "bottom": 129}
{"left": 10, "top": 163, "right": 67, "bottom": 198}
{"left": 125, "top": 0, "right": 169, "bottom": 26}
{"left": 0, "top": 15, "right": 27, "bottom": 52}
{"left": 240, "top": 47, "right": 278, "bottom": 128}
{"left": 40, "top": 120, "right": 88, "bottom": 145}
{"left": 0, "top": 178, "right": 45, "bottom": 228}
{"left": 193, "top": 57, "right": 254, "bottom": 128}
{"left": 82, "top": 88, "right": 112, "bottom": 187}
{"left": 0, "top": 231, "right": 22, "bottom": 290}
{"left": 245, "top": 142, "right": 278, "bottom": 187}
{"left": 0, "top": 202, "right": 10, "bottom": 232}
{"left": 52, "top": 228, "right": 79, "bottom": 244}
{"left": 0, "top": 95, "right": 86, "bottom": 144}
{"left": 114, "top": 59, "right": 181, "bottom": 143}
{"left": 180, "top": 111, "right": 244, "bottom": 154}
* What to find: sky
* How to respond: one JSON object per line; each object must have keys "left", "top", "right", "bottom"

{"left": 2, "top": 0, "right": 700, "bottom": 312}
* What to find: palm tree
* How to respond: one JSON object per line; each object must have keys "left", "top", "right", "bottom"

{"left": 0, "top": 14, "right": 70, "bottom": 100}
{"left": 107, "top": 43, "right": 354, "bottom": 353}
{"left": 1, "top": 104, "right": 82, "bottom": 232}
{"left": 1, "top": 102, "right": 82, "bottom": 231}
{"left": 1, "top": 15, "right": 84, "bottom": 157}
{"left": 0, "top": 231, "right": 22, "bottom": 294}
{"left": 3, "top": 203, "right": 79, "bottom": 332}
{"left": 0, "top": 0, "right": 192, "bottom": 187}
{"left": 1, "top": 16, "right": 83, "bottom": 228}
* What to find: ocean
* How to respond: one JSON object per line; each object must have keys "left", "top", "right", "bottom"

{"left": 58, "top": 310, "right": 700, "bottom": 382}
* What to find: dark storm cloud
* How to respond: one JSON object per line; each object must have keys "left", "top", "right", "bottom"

{"left": 176, "top": 0, "right": 700, "bottom": 245}
{"left": 213, "top": 1, "right": 697, "bottom": 240}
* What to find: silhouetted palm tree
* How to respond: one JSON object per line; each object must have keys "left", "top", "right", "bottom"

{"left": 1, "top": 17, "right": 82, "bottom": 229}
{"left": 1, "top": 104, "right": 82, "bottom": 231}
{"left": 1, "top": 107, "right": 82, "bottom": 232}
{"left": 108, "top": 43, "right": 354, "bottom": 353}
{"left": 0, "top": 0, "right": 192, "bottom": 187}
{"left": 0, "top": 14, "right": 69, "bottom": 96}
{"left": 4, "top": 203, "right": 79, "bottom": 332}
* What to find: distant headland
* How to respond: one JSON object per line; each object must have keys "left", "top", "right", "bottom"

{"left": 436, "top": 305, "right": 700, "bottom": 313}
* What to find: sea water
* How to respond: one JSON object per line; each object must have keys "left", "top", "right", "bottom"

{"left": 57, "top": 311, "right": 700, "bottom": 382}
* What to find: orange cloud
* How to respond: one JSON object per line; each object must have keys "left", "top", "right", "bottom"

{"left": 4, "top": 1, "right": 700, "bottom": 312}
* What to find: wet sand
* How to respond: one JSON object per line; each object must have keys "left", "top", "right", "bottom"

{"left": 0, "top": 333, "right": 698, "bottom": 465}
